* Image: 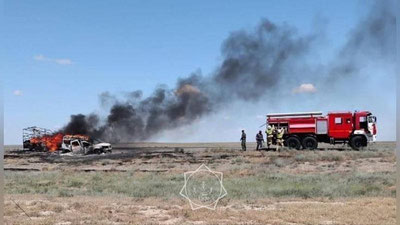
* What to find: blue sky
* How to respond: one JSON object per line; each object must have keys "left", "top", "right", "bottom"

{"left": 2, "top": 0, "right": 395, "bottom": 144}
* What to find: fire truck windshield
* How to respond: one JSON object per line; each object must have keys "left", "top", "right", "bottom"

{"left": 368, "top": 116, "right": 376, "bottom": 123}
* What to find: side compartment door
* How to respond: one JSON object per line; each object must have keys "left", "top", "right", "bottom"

{"left": 316, "top": 119, "right": 328, "bottom": 134}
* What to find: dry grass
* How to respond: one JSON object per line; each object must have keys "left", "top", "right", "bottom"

{"left": 4, "top": 195, "right": 395, "bottom": 225}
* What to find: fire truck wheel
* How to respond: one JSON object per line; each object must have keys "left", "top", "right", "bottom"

{"left": 286, "top": 136, "right": 301, "bottom": 150}
{"left": 350, "top": 136, "right": 366, "bottom": 150}
{"left": 302, "top": 136, "right": 318, "bottom": 150}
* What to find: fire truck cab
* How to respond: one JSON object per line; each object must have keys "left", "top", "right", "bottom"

{"left": 266, "top": 111, "right": 377, "bottom": 150}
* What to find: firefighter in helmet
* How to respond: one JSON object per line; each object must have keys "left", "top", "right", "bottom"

{"left": 276, "top": 127, "right": 285, "bottom": 151}
{"left": 265, "top": 125, "right": 274, "bottom": 149}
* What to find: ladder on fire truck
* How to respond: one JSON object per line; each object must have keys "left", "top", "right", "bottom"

{"left": 259, "top": 112, "right": 323, "bottom": 127}
{"left": 267, "top": 111, "right": 323, "bottom": 118}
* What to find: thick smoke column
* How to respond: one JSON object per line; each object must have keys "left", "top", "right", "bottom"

{"left": 213, "top": 20, "right": 312, "bottom": 101}
{"left": 62, "top": 19, "right": 312, "bottom": 142}
{"left": 61, "top": 0, "right": 395, "bottom": 142}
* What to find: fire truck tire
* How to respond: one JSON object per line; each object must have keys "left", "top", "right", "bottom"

{"left": 302, "top": 136, "right": 318, "bottom": 150}
{"left": 350, "top": 136, "right": 366, "bottom": 150}
{"left": 286, "top": 136, "right": 301, "bottom": 150}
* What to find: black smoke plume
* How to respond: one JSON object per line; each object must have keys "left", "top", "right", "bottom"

{"left": 61, "top": 1, "right": 395, "bottom": 142}
{"left": 327, "top": 0, "right": 395, "bottom": 79}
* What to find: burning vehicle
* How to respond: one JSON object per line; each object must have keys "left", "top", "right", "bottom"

{"left": 23, "top": 126, "right": 61, "bottom": 152}
{"left": 61, "top": 135, "right": 112, "bottom": 154}
{"left": 22, "top": 126, "right": 112, "bottom": 154}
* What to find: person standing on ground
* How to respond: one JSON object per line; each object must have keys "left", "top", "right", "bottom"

{"left": 265, "top": 125, "right": 274, "bottom": 149}
{"left": 256, "top": 130, "right": 264, "bottom": 151}
{"left": 240, "top": 130, "right": 246, "bottom": 151}
{"left": 276, "top": 127, "right": 285, "bottom": 151}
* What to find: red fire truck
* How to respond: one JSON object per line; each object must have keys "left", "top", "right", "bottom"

{"left": 266, "top": 111, "right": 377, "bottom": 150}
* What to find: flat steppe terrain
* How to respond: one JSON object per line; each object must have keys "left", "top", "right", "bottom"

{"left": 4, "top": 142, "right": 396, "bottom": 225}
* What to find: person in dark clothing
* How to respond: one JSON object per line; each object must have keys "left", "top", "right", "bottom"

{"left": 240, "top": 130, "right": 246, "bottom": 151}
{"left": 256, "top": 130, "right": 264, "bottom": 150}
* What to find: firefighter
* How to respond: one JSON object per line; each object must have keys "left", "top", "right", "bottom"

{"left": 276, "top": 127, "right": 285, "bottom": 151}
{"left": 240, "top": 130, "right": 246, "bottom": 151}
{"left": 265, "top": 125, "right": 274, "bottom": 149}
{"left": 256, "top": 130, "right": 264, "bottom": 151}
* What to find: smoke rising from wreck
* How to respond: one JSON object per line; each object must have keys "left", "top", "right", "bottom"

{"left": 61, "top": 1, "right": 395, "bottom": 142}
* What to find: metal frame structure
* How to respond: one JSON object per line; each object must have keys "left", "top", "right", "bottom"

{"left": 22, "top": 126, "right": 54, "bottom": 149}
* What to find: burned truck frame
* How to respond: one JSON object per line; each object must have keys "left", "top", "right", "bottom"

{"left": 61, "top": 135, "right": 112, "bottom": 154}
{"left": 23, "top": 126, "right": 54, "bottom": 151}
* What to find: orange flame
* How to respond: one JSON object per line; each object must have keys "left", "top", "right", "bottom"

{"left": 30, "top": 133, "right": 64, "bottom": 152}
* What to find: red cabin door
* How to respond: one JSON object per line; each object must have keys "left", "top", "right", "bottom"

{"left": 328, "top": 113, "right": 353, "bottom": 139}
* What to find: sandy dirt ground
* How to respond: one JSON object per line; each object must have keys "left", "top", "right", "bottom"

{"left": 4, "top": 142, "right": 396, "bottom": 225}
{"left": 4, "top": 195, "right": 395, "bottom": 225}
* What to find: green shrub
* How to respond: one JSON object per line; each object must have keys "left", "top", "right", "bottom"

{"left": 4, "top": 170, "right": 395, "bottom": 199}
